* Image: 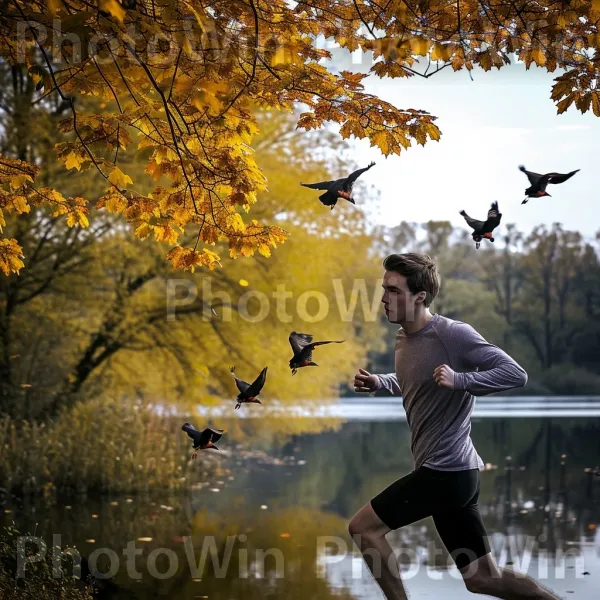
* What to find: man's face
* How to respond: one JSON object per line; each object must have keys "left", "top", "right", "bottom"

{"left": 381, "top": 271, "right": 422, "bottom": 324}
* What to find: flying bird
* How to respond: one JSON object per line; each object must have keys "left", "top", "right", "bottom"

{"left": 460, "top": 201, "right": 502, "bottom": 249}
{"left": 229, "top": 366, "right": 267, "bottom": 409}
{"left": 518, "top": 165, "right": 580, "bottom": 204}
{"left": 300, "top": 162, "right": 376, "bottom": 209}
{"left": 288, "top": 332, "right": 345, "bottom": 375}
{"left": 181, "top": 423, "right": 224, "bottom": 459}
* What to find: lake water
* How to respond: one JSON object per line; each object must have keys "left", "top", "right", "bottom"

{"left": 2, "top": 400, "right": 600, "bottom": 599}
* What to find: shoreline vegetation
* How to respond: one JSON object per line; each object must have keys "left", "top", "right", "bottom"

{"left": 0, "top": 398, "right": 212, "bottom": 500}
{"left": 0, "top": 525, "right": 95, "bottom": 600}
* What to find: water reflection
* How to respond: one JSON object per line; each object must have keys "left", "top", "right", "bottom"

{"left": 1, "top": 416, "right": 599, "bottom": 598}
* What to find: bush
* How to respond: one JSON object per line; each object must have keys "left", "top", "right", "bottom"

{"left": 0, "top": 397, "right": 215, "bottom": 497}
{"left": 0, "top": 525, "right": 94, "bottom": 599}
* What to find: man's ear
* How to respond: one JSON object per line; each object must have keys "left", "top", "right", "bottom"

{"left": 416, "top": 291, "right": 427, "bottom": 305}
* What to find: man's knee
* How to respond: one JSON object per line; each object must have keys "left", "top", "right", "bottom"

{"left": 348, "top": 502, "right": 391, "bottom": 544}
{"left": 348, "top": 516, "right": 381, "bottom": 545}
{"left": 348, "top": 516, "right": 367, "bottom": 540}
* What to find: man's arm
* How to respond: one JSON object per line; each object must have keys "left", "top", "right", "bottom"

{"left": 448, "top": 322, "right": 528, "bottom": 396}
{"left": 373, "top": 373, "right": 403, "bottom": 396}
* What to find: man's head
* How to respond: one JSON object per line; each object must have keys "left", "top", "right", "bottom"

{"left": 381, "top": 253, "right": 440, "bottom": 323}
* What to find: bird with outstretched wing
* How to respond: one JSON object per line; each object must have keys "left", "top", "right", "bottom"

{"left": 288, "top": 331, "right": 345, "bottom": 375}
{"left": 181, "top": 423, "right": 224, "bottom": 459}
{"left": 460, "top": 201, "right": 502, "bottom": 249}
{"left": 229, "top": 366, "right": 267, "bottom": 409}
{"left": 300, "top": 162, "right": 375, "bottom": 209}
{"left": 518, "top": 165, "right": 579, "bottom": 204}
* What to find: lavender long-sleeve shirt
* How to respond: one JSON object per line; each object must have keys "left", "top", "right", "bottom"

{"left": 374, "top": 313, "right": 527, "bottom": 471}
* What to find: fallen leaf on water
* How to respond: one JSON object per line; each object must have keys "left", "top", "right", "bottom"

{"left": 91, "top": 514, "right": 99, "bottom": 519}
{"left": 260, "top": 505, "right": 268, "bottom": 510}
{"left": 20, "top": 384, "right": 32, "bottom": 389}
{"left": 110, "top": 501, "right": 119, "bottom": 506}
{"left": 209, "top": 488, "right": 220, "bottom": 492}
{"left": 280, "top": 533, "right": 291, "bottom": 538}
{"left": 137, "top": 537, "right": 153, "bottom": 542}
{"left": 86, "top": 539, "right": 95, "bottom": 543}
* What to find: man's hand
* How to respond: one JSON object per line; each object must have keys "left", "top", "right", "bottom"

{"left": 433, "top": 364, "right": 455, "bottom": 389}
{"left": 354, "top": 368, "right": 379, "bottom": 393}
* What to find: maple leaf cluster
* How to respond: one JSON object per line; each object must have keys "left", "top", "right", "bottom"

{"left": 0, "top": 0, "right": 599, "bottom": 276}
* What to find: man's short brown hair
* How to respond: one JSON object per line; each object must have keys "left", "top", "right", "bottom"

{"left": 382, "top": 253, "right": 440, "bottom": 308}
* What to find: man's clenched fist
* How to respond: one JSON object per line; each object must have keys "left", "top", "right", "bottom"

{"left": 433, "top": 364, "right": 455, "bottom": 389}
{"left": 354, "top": 368, "right": 380, "bottom": 393}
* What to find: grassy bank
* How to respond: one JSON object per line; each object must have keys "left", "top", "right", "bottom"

{"left": 0, "top": 525, "right": 95, "bottom": 599}
{"left": 0, "top": 398, "right": 217, "bottom": 498}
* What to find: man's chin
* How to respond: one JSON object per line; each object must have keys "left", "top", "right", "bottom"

{"left": 385, "top": 312, "right": 402, "bottom": 324}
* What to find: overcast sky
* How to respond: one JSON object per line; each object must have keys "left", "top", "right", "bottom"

{"left": 321, "top": 43, "right": 599, "bottom": 241}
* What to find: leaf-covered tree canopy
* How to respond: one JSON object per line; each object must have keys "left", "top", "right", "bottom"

{"left": 0, "top": 0, "right": 599, "bottom": 276}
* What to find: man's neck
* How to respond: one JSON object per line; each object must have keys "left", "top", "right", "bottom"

{"left": 399, "top": 310, "right": 434, "bottom": 336}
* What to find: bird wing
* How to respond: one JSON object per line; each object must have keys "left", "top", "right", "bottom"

{"left": 289, "top": 332, "right": 313, "bottom": 355}
{"left": 308, "top": 340, "right": 345, "bottom": 349}
{"left": 199, "top": 427, "right": 224, "bottom": 446}
{"left": 487, "top": 202, "right": 500, "bottom": 220}
{"left": 345, "top": 162, "right": 376, "bottom": 186}
{"left": 518, "top": 165, "right": 543, "bottom": 185}
{"left": 300, "top": 180, "right": 336, "bottom": 190}
{"left": 546, "top": 169, "right": 580, "bottom": 185}
{"left": 246, "top": 366, "right": 268, "bottom": 397}
{"left": 483, "top": 204, "right": 502, "bottom": 231}
{"left": 229, "top": 366, "right": 251, "bottom": 394}
{"left": 460, "top": 210, "right": 484, "bottom": 231}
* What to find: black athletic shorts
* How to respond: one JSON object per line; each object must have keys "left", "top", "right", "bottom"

{"left": 370, "top": 466, "right": 491, "bottom": 570}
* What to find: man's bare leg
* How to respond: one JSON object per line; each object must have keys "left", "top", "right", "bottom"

{"left": 348, "top": 502, "right": 409, "bottom": 600}
{"left": 461, "top": 552, "right": 563, "bottom": 599}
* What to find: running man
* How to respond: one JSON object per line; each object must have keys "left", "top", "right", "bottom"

{"left": 351, "top": 253, "right": 561, "bottom": 600}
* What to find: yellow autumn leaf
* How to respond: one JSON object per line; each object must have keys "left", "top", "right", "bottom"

{"left": 556, "top": 94, "right": 575, "bottom": 114}
{"left": 0, "top": 238, "right": 25, "bottom": 276}
{"left": 108, "top": 166, "right": 133, "bottom": 188}
{"left": 257, "top": 243, "right": 271, "bottom": 258}
{"left": 99, "top": 0, "right": 126, "bottom": 22}
{"left": 424, "top": 122, "right": 441, "bottom": 142}
{"left": 239, "top": 279, "right": 249, "bottom": 286}
{"left": 370, "top": 131, "right": 392, "bottom": 155}
{"left": 64, "top": 151, "right": 84, "bottom": 171}
{"left": 9, "top": 196, "right": 30, "bottom": 214}
{"left": 592, "top": 92, "right": 600, "bottom": 117}
{"left": 135, "top": 223, "right": 152, "bottom": 239}
{"left": 530, "top": 48, "right": 546, "bottom": 67}
{"left": 408, "top": 36, "right": 430, "bottom": 56}
{"left": 431, "top": 43, "right": 454, "bottom": 62}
